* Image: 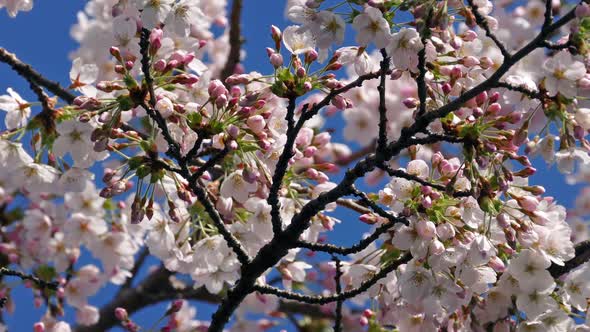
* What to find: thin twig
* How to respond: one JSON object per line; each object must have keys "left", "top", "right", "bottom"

{"left": 466, "top": 0, "right": 511, "bottom": 59}
{"left": 0, "top": 47, "right": 76, "bottom": 104}
{"left": 0, "top": 267, "right": 59, "bottom": 290}
{"left": 220, "top": 0, "right": 243, "bottom": 82}
{"left": 333, "top": 256, "right": 343, "bottom": 332}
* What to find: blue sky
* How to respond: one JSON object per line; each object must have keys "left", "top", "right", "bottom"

{"left": 0, "top": 1, "right": 585, "bottom": 331}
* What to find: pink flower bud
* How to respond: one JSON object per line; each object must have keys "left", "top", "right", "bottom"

{"left": 270, "top": 53, "right": 283, "bottom": 68}
{"left": 305, "top": 49, "right": 318, "bottom": 63}
{"left": 270, "top": 25, "right": 282, "bottom": 43}
{"left": 331, "top": 95, "right": 347, "bottom": 109}
{"left": 579, "top": 77, "right": 590, "bottom": 90}
{"left": 303, "top": 146, "right": 317, "bottom": 158}
{"left": 149, "top": 28, "right": 163, "bottom": 54}
{"left": 416, "top": 220, "right": 436, "bottom": 240}
{"left": 441, "top": 83, "right": 452, "bottom": 95}
{"left": 34, "top": 322, "right": 45, "bottom": 332}
{"left": 436, "top": 223, "right": 455, "bottom": 241}
{"left": 518, "top": 196, "right": 538, "bottom": 212}
{"left": 215, "top": 94, "right": 228, "bottom": 108}
{"left": 480, "top": 56, "right": 493, "bottom": 69}
{"left": 422, "top": 196, "right": 433, "bottom": 208}
{"left": 488, "top": 256, "right": 506, "bottom": 272}
{"left": 115, "top": 307, "right": 128, "bottom": 321}
{"left": 462, "top": 56, "right": 480, "bottom": 67}
{"left": 390, "top": 69, "right": 403, "bottom": 80}
{"left": 496, "top": 213, "right": 510, "bottom": 228}
{"left": 450, "top": 66, "right": 462, "bottom": 79}
{"left": 429, "top": 239, "right": 445, "bottom": 255}
{"left": 576, "top": 2, "right": 590, "bottom": 17}
{"left": 487, "top": 103, "right": 501, "bottom": 114}
{"left": 154, "top": 59, "right": 167, "bottom": 72}
{"left": 247, "top": 115, "right": 266, "bottom": 133}
{"left": 463, "top": 30, "right": 478, "bottom": 41}
{"left": 475, "top": 91, "right": 488, "bottom": 106}
{"left": 359, "top": 214, "right": 378, "bottom": 224}
{"left": 296, "top": 66, "right": 306, "bottom": 78}
{"left": 489, "top": 91, "right": 500, "bottom": 103}
{"left": 169, "top": 299, "right": 183, "bottom": 314}
{"left": 403, "top": 98, "right": 418, "bottom": 108}
{"left": 359, "top": 316, "right": 369, "bottom": 326}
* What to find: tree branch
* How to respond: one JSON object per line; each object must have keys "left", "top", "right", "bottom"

{"left": 466, "top": 0, "right": 511, "bottom": 59}
{"left": 0, "top": 267, "right": 59, "bottom": 290}
{"left": 0, "top": 47, "right": 76, "bottom": 104}
{"left": 549, "top": 240, "right": 590, "bottom": 278}
{"left": 220, "top": 0, "right": 243, "bottom": 82}
{"left": 377, "top": 49, "right": 390, "bottom": 153}
{"left": 253, "top": 253, "right": 412, "bottom": 304}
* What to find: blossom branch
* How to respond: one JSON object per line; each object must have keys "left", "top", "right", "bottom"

{"left": 138, "top": 30, "right": 250, "bottom": 266}
{"left": 543, "top": 0, "right": 554, "bottom": 30}
{"left": 495, "top": 81, "right": 543, "bottom": 100}
{"left": 377, "top": 49, "right": 390, "bottom": 153}
{"left": 332, "top": 256, "right": 343, "bottom": 332}
{"left": 0, "top": 47, "right": 76, "bottom": 104}
{"left": 549, "top": 240, "right": 590, "bottom": 278}
{"left": 253, "top": 252, "right": 412, "bottom": 305}
{"left": 220, "top": 0, "right": 243, "bottom": 82}
{"left": 466, "top": 0, "right": 511, "bottom": 59}
{"left": 0, "top": 267, "right": 59, "bottom": 290}
{"left": 268, "top": 97, "right": 299, "bottom": 235}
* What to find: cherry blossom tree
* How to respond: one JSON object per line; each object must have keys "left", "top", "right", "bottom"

{"left": 1, "top": 0, "right": 590, "bottom": 331}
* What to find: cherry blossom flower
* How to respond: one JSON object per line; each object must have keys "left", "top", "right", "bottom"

{"left": 282, "top": 25, "right": 315, "bottom": 55}
{"left": 387, "top": 28, "right": 424, "bottom": 71}
{"left": 352, "top": 7, "right": 391, "bottom": 49}
{"left": 542, "top": 51, "right": 586, "bottom": 98}
{"left": 0, "top": 0, "right": 32, "bottom": 17}
{"left": 165, "top": 0, "right": 205, "bottom": 37}
{"left": 220, "top": 170, "right": 258, "bottom": 204}
{"left": 0, "top": 88, "right": 31, "bottom": 129}
{"left": 137, "top": 0, "right": 174, "bottom": 29}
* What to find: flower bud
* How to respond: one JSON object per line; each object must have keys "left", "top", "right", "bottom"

{"left": 488, "top": 256, "right": 506, "bottom": 272}
{"left": 403, "top": 98, "right": 418, "bottom": 109}
{"left": 270, "top": 53, "right": 283, "bottom": 68}
{"left": 429, "top": 239, "right": 445, "bottom": 255}
{"left": 462, "top": 30, "right": 478, "bottom": 42}
{"left": 247, "top": 115, "right": 266, "bottom": 133}
{"left": 115, "top": 307, "right": 128, "bottom": 321}
{"left": 416, "top": 220, "right": 436, "bottom": 240}
{"left": 32, "top": 322, "right": 48, "bottom": 332}
{"left": 149, "top": 28, "right": 163, "bottom": 56}
{"left": 154, "top": 59, "right": 167, "bottom": 72}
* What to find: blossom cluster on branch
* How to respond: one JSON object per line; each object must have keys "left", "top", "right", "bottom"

{"left": 0, "top": 0, "right": 590, "bottom": 331}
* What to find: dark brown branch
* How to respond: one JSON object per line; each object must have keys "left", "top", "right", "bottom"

{"left": 119, "top": 248, "right": 149, "bottom": 291}
{"left": 333, "top": 256, "right": 343, "bottom": 332}
{"left": 377, "top": 49, "right": 390, "bottom": 153}
{"left": 549, "top": 240, "right": 590, "bottom": 278}
{"left": 0, "top": 267, "right": 59, "bottom": 290}
{"left": 268, "top": 97, "right": 299, "bottom": 235}
{"left": 138, "top": 30, "right": 250, "bottom": 267}
{"left": 220, "top": 0, "right": 243, "bottom": 82}
{"left": 0, "top": 47, "right": 76, "bottom": 104}
{"left": 189, "top": 147, "right": 229, "bottom": 183}
{"left": 416, "top": 44, "right": 428, "bottom": 118}
{"left": 495, "top": 81, "right": 543, "bottom": 100}
{"left": 75, "top": 266, "right": 334, "bottom": 332}
{"left": 466, "top": 0, "right": 511, "bottom": 59}
{"left": 543, "top": 0, "right": 553, "bottom": 29}
{"left": 253, "top": 253, "right": 412, "bottom": 304}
